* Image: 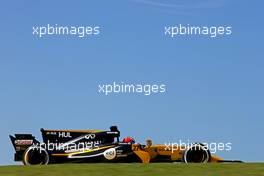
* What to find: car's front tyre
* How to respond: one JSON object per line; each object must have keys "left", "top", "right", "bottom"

{"left": 182, "top": 143, "right": 211, "bottom": 163}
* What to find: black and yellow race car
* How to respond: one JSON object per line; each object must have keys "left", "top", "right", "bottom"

{"left": 10, "top": 126, "right": 241, "bottom": 165}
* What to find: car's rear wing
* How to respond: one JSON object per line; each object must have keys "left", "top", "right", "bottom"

{"left": 9, "top": 134, "right": 39, "bottom": 161}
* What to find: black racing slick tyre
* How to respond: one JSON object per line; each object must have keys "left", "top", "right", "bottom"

{"left": 182, "top": 143, "right": 211, "bottom": 163}
{"left": 23, "top": 146, "right": 49, "bottom": 165}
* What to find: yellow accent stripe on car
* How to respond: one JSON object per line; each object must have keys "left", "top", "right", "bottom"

{"left": 52, "top": 145, "right": 115, "bottom": 157}
{"left": 44, "top": 129, "right": 104, "bottom": 133}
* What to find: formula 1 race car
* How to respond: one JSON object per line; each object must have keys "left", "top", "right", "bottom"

{"left": 10, "top": 126, "right": 241, "bottom": 165}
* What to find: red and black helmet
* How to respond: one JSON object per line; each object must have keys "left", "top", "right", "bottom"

{"left": 122, "top": 137, "right": 135, "bottom": 144}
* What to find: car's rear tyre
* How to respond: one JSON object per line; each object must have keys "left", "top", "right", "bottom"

{"left": 182, "top": 143, "right": 211, "bottom": 163}
{"left": 23, "top": 146, "right": 49, "bottom": 165}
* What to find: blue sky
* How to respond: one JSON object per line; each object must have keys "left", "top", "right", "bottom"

{"left": 0, "top": 0, "right": 263, "bottom": 164}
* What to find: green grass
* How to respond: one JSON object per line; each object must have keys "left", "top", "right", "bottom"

{"left": 0, "top": 163, "right": 263, "bottom": 176}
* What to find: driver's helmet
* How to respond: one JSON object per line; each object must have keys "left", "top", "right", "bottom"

{"left": 122, "top": 137, "right": 135, "bottom": 144}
